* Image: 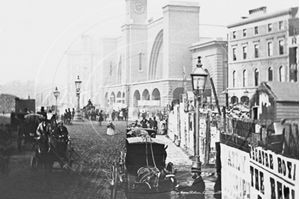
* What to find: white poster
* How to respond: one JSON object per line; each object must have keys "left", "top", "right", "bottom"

{"left": 249, "top": 146, "right": 299, "bottom": 199}
{"left": 221, "top": 144, "right": 251, "bottom": 199}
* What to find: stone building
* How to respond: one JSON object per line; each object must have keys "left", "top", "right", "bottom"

{"left": 66, "top": 0, "right": 228, "bottom": 117}
{"left": 189, "top": 38, "right": 228, "bottom": 106}
{"left": 227, "top": 6, "right": 299, "bottom": 104}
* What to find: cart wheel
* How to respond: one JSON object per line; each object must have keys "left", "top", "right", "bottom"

{"left": 110, "top": 162, "right": 119, "bottom": 199}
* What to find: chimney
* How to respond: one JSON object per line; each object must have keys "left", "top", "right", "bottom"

{"left": 249, "top": 6, "right": 267, "bottom": 16}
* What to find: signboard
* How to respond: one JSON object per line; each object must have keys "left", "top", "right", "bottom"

{"left": 288, "top": 36, "right": 298, "bottom": 48}
{"left": 221, "top": 144, "right": 251, "bottom": 199}
{"left": 249, "top": 146, "right": 299, "bottom": 199}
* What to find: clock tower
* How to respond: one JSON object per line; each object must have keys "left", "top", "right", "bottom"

{"left": 125, "top": 0, "right": 147, "bottom": 24}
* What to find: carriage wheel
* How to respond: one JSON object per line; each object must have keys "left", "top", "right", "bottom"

{"left": 110, "top": 162, "right": 119, "bottom": 199}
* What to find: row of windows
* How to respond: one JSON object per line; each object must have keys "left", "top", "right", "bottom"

{"left": 232, "top": 66, "right": 285, "bottom": 87}
{"left": 232, "top": 20, "right": 284, "bottom": 39}
{"left": 232, "top": 40, "right": 284, "bottom": 61}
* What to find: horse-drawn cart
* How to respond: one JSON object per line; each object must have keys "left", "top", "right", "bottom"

{"left": 110, "top": 130, "right": 177, "bottom": 199}
{"left": 30, "top": 121, "right": 74, "bottom": 173}
{"left": 17, "top": 113, "right": 44, "bottom": 151}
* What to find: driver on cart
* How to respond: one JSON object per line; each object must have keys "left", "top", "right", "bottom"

{"left": 35, "top": 117, "right": 50, "bottom": 152}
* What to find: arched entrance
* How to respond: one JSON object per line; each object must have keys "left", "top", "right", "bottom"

{"left": 110, "top": 92, "right": 115, "bottom": 106}
{"left": 231, "top": 96, "right": 238, "bottom": 104}
{"left": 152, "top": 88, "right": 160, "bottom": 100}
{"left": 241, "top": 96, "right": 249, "bottom": 105}
{"left": 117, "top": 91, "right": 122, "bottom": 103}
{"left": 173, "top": 87, "right": 184, "bottom": 100}
{"left": 142, "top": 89, "right": 150, "bottom": 100}
{"left": 133, "top": 90, "right": 140, "bottom": 107}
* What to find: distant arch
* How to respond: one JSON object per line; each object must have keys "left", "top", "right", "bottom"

{"left": 133, "top": 90, "right": 141, "bottom": 107}
{"left": 173, "top": 87, "right": 184, "bottom": 100}
{"left": 110, "top": 92, "right": 115, "bottom": 106}
{"left": 152, "top": 88, "right": 161, "bottom": 100}
{"left": 241, "top": 96, "right": 249, "bottom": 105}
{"left": 117, "top": 91, "right": 122, "bottom": 103}
{"left": 142, "top": 89, "right": 150, "bottom": 100}
{"left": 231, "top": 96, "right": 238, "bottom": 104}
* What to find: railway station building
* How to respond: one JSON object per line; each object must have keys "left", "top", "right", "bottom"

{"left": 66, "top": 0, "right": 228, "bottom": 117}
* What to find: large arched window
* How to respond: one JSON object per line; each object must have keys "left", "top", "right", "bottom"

{"left": 268, "top": 67, "right": 273, "bottom": 81}
{"left": 279, "top": 66, "right": 284, "bottom": 82}
{"left": 243, "top": 70, "right": 247, "bottom": 87}
{"left": 254, "top": 69, "right": 259, "bottom": 86}
{"left": 233, "top": 70, "right": 236, "bottom": 87}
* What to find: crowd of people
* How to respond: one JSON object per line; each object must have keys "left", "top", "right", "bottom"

{"left": 61, "top": 108, "right": 75, "bottom": 125}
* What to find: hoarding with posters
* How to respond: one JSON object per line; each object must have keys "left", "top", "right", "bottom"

{"left": 221, "top": 143, "right": 251, "bottom": 199}
{"left": 249, "top": 146, "right": 299, "bottom": 199}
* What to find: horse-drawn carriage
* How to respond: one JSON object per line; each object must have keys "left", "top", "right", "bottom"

{"left": 110, "top": 129, "right": 177, "bottom": 199}
{"left": 17, "top": 113, "right": 44, "bottom": 151}
{"left": 30, "top": 118, "right": 74, "bottom": 172}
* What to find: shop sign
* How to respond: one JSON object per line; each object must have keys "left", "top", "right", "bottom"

{"left": 249, "top": 146, "right": 298, "bottom": 199}
{"left": 221, "top": 144, "right": 251, "bottom": 199}
{"left": 288, "top": 35, "right": 298, "bottom": 48}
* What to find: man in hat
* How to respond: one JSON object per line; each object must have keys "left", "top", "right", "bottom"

{"left": 38, "top": 107, "right": 47, "bottom": 120}
{"left": 176, "top": 167, "right": 205, "bottom": 199}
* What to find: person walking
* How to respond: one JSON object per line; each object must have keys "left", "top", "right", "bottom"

{"left": 148, "top": 117, "right": 153, "bottom": 129}
{"left": 72, "top": 108, "right": 75, "bottom": 119}
{"left": 140, "top": 117, "right": 148, "bottom": 128}
{"left": 111, "top": 110, "right": 115, "bottom": 121}
{"left": 98, "top": 110, "right": 104, "bottom": 126}
{"left": 153, "top": 117, "right": 158, "bottom": 130}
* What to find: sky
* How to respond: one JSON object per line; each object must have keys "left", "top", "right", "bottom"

{"left": 0, "top": 0, "right": 298, "bottom": 91}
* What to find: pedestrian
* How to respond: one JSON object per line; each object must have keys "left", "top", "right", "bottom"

{"left": 67, "top": 108, "right": 72, "bottom": 122}
{"left": 140, "top": 117, "right": 148, "bottom": 128}
{"left": 64, "top": 109, "right": 68, "bottom": 124}
{"left": 98, "top": 110, "right": 104, "bottom": 126}
{"left": 176, "top": 168, "right": 205, "bottom": 199}
{"left": 153, "top": 117, "right": 158, "bottom": 130}
{"left": 119, "top": 110, "right": 123, "bottom": 121}
{"left": 148, "top": 117, "right": 153, "bottom": 129}
{"left": 72, "top": 108, "right": 75, "bottom": 119}
{"left": 111, "top": 110, "right": 115, "bottom": 121}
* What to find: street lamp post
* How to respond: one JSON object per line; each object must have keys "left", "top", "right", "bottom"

{"left": 53, "top": 87, "right": 60, "bottom": 115}
{"left": 190, "top": 56, "right": 208, "bottom": 173}
{"left": 73, "top": 75, "right": 84, "bottom": 122}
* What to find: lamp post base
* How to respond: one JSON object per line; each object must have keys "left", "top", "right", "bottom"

{"left": 73, "top": 112, "right": 84, "bottom": 122}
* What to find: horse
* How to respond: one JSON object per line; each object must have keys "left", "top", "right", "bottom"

{"left": 33, "top": 116, "right": 70, "bottom": 173}
{"left": 34, "top": 132, "right": 54, "bottom": 173}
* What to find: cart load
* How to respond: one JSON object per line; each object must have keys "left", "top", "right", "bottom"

{"left": 110, "top": 135, "right": 177, "bottom": 199}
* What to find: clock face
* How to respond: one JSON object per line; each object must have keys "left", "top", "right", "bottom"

{"left": 133, "top": 2, "right": 145, "bottom": 14}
